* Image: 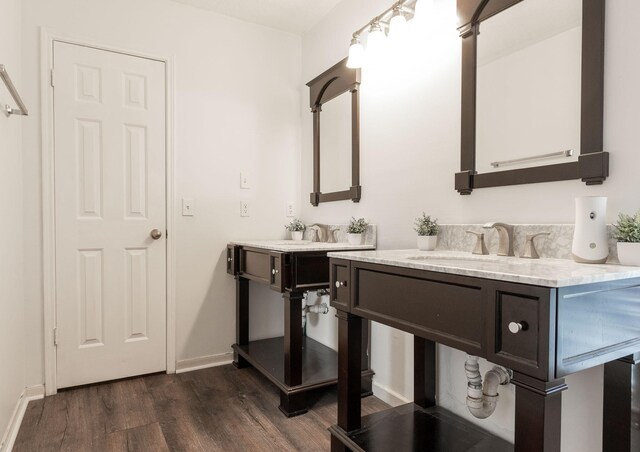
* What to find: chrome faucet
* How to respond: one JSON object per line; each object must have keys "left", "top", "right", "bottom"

{"left": 308, "top": 224, "right": 328, "bottom": 242}
{"left": 483, "top": 222, "right": 515, "bottom": 256}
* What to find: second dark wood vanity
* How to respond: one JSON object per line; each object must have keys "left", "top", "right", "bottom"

{"left": 227, "top": 241, "right": 374, "bottom": 416}
{"left": 327, "top": 251, "right": 640, "bottom": 451}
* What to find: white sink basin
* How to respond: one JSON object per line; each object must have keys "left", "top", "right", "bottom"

{"left": 271, "top": 240, "right": 313, "bottom": 245}
{"left": 405, "top": 253, "right": 526, "bottom": 265}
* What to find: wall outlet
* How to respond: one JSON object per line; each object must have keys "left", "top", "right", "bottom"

{"left": 240, "top": 200, "right": 250, "bottom": 217}
{"left": 286, "top": 202, "right": 296, "bottom": 217}
{"left": 240, "top": 172, "right": 250, "bottom": 189}
{"left": 182, "top": 198, "right": 194, "bottom": 216}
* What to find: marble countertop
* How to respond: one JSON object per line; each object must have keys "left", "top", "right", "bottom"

{"left": 229, "top": 240, "right": 376, "bottom": 253}
{"left": 326, "top": 249, "right": 640, "bottom": 287}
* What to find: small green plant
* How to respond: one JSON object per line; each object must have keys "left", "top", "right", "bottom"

{"left": 347, "top": 217, "right": 369, "bottom": 234}
{"left": 613, "top": 210, "right": 640, "bottom": 243}
{"left": 285, "top": 218, "right": 306, "bottom": 232}
{"left": 414, "top": 213, "right": 439, "bottom": 236}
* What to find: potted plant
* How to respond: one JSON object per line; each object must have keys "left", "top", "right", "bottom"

{"left": 613, "top": 210, "right": 640, "bottom": 266}
{"left": 347, "top": 217, "right": 368, "bottom": 245}
{"left": 414, "top": 213, "right": 439, "bottom": 251}
{"left": 285, "top": 218, "right": 306, "bottom": 241}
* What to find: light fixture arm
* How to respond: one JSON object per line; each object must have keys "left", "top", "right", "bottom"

{"left": 351, "top": 0, "right": 419, "bottom": 39}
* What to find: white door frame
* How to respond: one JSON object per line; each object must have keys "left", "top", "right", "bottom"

{"left": 41, "top": 28, "right": 177, "bottom": 395}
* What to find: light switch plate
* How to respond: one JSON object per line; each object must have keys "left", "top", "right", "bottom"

{"left": 240, "top": 172, "right": 250, "bottom": 189}
{"left": 240, "top": 200, "right": 250, "bottom": 217}
{"left": 182, "top": 198, "right": 194, "bottom": 216}
{"left": 286, "top": 202, "right": 296, "bottom": 217}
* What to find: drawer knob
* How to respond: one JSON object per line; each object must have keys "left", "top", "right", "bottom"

{"left": 335, "top": 281, "right": 347, "bottom": 288}
{"left": 272, "top": 269, "right": 279, "bottom": 275}
{"left": 227, "top": 257, "right": 232, "bottom": 262}
{"left": 508, "top": 322, "right": 525, "bottom": 334}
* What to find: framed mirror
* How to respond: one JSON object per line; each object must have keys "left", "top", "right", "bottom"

{"left": 307, "top": 58, "right": 361, "bottom": 206}
{"left": 455, "top": 0, "right": 608, "bottom": 195}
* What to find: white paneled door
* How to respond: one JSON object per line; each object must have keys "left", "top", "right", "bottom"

{"left": 53, "top": 42, "right": 167, "bottom": 388}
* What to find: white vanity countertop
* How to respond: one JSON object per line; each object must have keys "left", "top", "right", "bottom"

{"left": 326, "top": 249, "right": 640, "bottom": 287}
{"left": 230, "top": 240, "right": 376, "bottom": 253}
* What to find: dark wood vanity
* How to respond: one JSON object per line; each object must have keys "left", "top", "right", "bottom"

{"left": 227, "top": 243, "right": 373, "bottom": 416}
{"left": 328, "top": 255, "right": 640, "bottom": 451}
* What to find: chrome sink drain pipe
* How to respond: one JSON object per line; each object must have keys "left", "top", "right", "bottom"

{"left": 464, "top": 355, "right": 512, "bottom": 419}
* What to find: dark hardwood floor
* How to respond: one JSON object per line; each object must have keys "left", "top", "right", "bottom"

{"left": 14, "top": 364, "right": 389, "bottom": 451}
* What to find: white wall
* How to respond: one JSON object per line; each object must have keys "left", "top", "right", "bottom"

{"left": 301, "top": 0, "right": 640, "bottom": 450}
{"left": 21, "top": 0, "right": 301, "bottom": 386}
{"left": 0, "top": 0, "right": 26, "bottom": 445}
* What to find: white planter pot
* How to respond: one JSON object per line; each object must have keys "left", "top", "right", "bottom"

{"left": 417, "top": 235, "right": 437, "bottom": 251}
{"left": 291, "top": 231, "right": 303, "bottom": 241}
{"left": 617, "top": 242, "right": 640, "bottom": 266}
{"left": 347, "top": 233, "right": 363, "bottom": 245}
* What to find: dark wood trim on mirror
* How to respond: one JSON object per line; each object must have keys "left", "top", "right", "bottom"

{"left": 455, "top": 0, "right": 608, "bottom": 195}
{"left": 307, "top": 58, "right": 361, "bottom": 206}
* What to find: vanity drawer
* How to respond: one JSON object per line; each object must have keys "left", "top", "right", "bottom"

{"left": 330, "top": 259, "right": 351, "bottom": 311}
{"left": 226, "top": 245, "right": 238, "bottom": 275}
{"left": 270, "top": 252, "right": 286, "bottom": 292}
{"left": 351, "top": 262, "right": 486, "bottom": 355}
{"left": 489, "top": 283, "right": 554, "bottom": 380}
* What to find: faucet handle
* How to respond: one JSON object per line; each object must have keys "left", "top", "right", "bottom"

{"left": 466, "top": 231, "right": 489, "bottom": 255}
{"left": 521, "top": 232, "right": 550, "bottom": 259}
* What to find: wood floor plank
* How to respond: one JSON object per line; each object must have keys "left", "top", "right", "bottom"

{"left": 15, "top": 364, "right": 390, "bottom": 452}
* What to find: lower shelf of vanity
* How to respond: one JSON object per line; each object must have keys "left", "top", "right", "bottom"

{"left": 232, "top": 336, "right": 374, "bottom": 395}
{"left": 329, "top": 403, "right": 513, "bottom": 452}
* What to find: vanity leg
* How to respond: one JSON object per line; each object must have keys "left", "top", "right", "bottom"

{"left": 361, "top": 319, "right": 373, "bottom": 397}
{"left": 331, "top": 435, "right": 350, "bottom": 452}
{"left": 603, "top": 354, "right": 640, "bottom": 451}
{"left": 512, "top": 373, "right": 567, "bottom": 452}
{"left": 283, "top": 290, "right": 305, "bottom": 386}
{"left": 414, "top": 336, "right": 436, "bottom": 408}
{"left": 280, "top": 290, "right": 306, "bottom": 416}
{"left": 279, "top": 391, "right": 307, "bottom": 418}
{"left": 336, "top": 310, "right": 363, "bottom": 433}
{"left": 233, "top": 276, "right": 250, "bottom": 369}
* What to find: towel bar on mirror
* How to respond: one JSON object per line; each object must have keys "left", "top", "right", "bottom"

{"left": 0, "top": 64, "right": 28, "bottom": 116}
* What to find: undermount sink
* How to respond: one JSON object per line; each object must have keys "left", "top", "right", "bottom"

{"left": 405, "top": 253, "right": 525, "bottom": 265}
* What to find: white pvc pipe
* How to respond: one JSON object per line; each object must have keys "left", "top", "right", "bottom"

{"left": 464, "top": 355, "right": 511, "bottom": 419}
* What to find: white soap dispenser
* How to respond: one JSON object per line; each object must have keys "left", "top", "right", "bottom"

{"left": 571, "top": 196, "right": 609, "bottom": 264}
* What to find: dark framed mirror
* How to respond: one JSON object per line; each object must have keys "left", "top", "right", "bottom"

{"left": 306, "top": 58, "right": 361, "bottom": 206}
{"left": 455, "top": 0, "right": 608, "bottom": 195}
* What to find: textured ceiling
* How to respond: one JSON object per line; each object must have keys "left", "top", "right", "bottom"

{"left": 170, "top": 0, "right": 343, "bottom": 34}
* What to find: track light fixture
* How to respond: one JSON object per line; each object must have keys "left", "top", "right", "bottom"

{"left": 346, "top": 0, "right": 453, "bottom": 69}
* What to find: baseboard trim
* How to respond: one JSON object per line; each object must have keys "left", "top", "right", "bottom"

{"left": 175, "top": 352, "right": 233, "bottom": 374}
{"left": 0, "top": 385, "right": 45, "bottom": 452}
{"left": 372, "top": 380, "right": 411, "bottom": 407}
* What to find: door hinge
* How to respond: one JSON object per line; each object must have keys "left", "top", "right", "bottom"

{"left": 50, "top": 69, "right": 55, "bottom": 87}
{"left": 53, "top": 327, "right": 58, "bottom": 346}
{"left": 166, "top": 229, "right": 169, "bottom": 238}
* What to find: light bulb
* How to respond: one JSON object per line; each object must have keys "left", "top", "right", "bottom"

{"left": 346, "top": 36, "right": 365, "bottom": 69}
{"left": 413, "top": 0, "right": 435, "bottom": 23}
{"left": 365, "top": 21, "right": 386, "bottom": 65}
{"left": 389, "top": 9, "right": 409, "bottom": 42}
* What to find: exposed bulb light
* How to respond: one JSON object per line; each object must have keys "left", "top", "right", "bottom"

{"left": 346, "top": 35, "right": 365, "bottom": 69}
{"left": 413, "top": 0, "right": 435, "bottom": 23}
{"left": 365, "top": 21, "right": 386, "bottom": 64}
{"left": 389, "top": 8, "right": 409, "bottom": 42}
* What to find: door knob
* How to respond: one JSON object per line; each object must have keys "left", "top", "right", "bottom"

{"left": 150, "top": 229, "right": 162, "bottom": 240}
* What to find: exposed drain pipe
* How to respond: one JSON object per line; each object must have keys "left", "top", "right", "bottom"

{"left": 464, "top": 355, "right": 511, "bottom": 419}
{"left": 302, "top": 291, "right": 331, "bottom": 329}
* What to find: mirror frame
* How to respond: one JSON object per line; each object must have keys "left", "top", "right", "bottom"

{"left": 455, "top": 0, "right": 608, "bottom": 195}
{"left": 306, "top": 58, "right": 361, "bottom": 206}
